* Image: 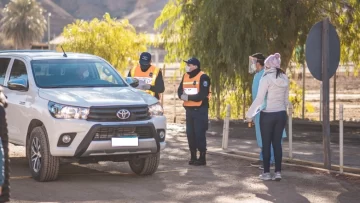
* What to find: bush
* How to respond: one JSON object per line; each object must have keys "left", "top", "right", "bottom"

{"left": 61, "top": 13, "right": 147, "bottom": 72}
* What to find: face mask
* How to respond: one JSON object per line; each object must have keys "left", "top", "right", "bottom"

{"left": 83, "top": 70, "right": 89, "bottom": 78}
{"left": 185, "top": 66, "right": 191, "bottom": 73}
{"left": 250, "top": 64, "right": 256, "bottom": 73}
{"left": 140, "top": 64, "right": 150, "bottom": 71}
{"left": 248, "top": 57, "right": 257, "bottom": 74}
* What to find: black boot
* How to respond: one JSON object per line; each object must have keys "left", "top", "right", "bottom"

{"left": 188, "top": 150, "right": 197, "bottom": 165}
{"left": 194, "top": 151, "right": 206, "bottom": 166}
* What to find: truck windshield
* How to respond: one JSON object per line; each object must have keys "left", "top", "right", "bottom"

{"left": 31, "top": 59, "right": 127, "bottom": 88}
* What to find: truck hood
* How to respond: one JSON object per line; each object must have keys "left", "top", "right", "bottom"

{"left": 38, "top": 87, "right": 158, "bottom": 107}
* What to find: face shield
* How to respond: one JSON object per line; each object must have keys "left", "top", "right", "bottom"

{"left": 248, "top": 56, "right": 257, "bottom": 74}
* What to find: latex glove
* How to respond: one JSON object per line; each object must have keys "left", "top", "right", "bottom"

{"left": 141, "top": 84, "right": 151, "bottom": 90}
{"left": 180, "top": 94, "right": 188, "bottom": 101}
{"left": 137, "top": 84, "right": 151, "bottom": 90}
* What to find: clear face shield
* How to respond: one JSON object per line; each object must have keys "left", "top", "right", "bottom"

{"left": 248, "top": 56, "right": 257, "bottom": 74}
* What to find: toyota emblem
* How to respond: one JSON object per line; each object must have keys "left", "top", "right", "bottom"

{"left": 116, "top": 109, "right": 131, "bottom": 120}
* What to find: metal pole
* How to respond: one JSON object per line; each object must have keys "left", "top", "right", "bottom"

{"left": 339, "top": 104, "right": 344, "bottom": 174}
{"left": 320, "top": 82, "right": 323, "bottom": 121}
{"left": 302, "top": 63, "right": 306, "bottom": 119}
{"left": 222, "top": 104, "right": 230, "bottom": 149}
{"left": 333, "top": 73, "right": 337, "bottom": 121}
{"left": 289, "top": 103, "right": 293, "bottom": 159}
{"left": 173, "top": 77, "right": 176, "bottom": 123}
{"left": 48, "top": 13, "right": 51, "bottom": 50}
{"left": 222, "top": 116, "right": 226, "bottom": 148}
{"left": 322, "top": 18, "right": 331, "bottom": 170}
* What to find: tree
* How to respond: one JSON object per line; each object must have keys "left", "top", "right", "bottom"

{"left": 156, "top": 0, "right": 360, "bottom": 119}
{"left": 330, "top": 0, "right": 360, "bottom": 75}
{"left": 155, "top": 0, "right": 329, "bottom": 118}
{"left": 0, "top": 0, "right": 47, "bottom": 49}
{"left": 0, "top": 33, "right": 14, "bottom": 49}
{"left": 61, "top": 13, "right": 147, "bottom": 72}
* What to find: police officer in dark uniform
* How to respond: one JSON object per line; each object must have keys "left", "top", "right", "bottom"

{"left": 128, "top": 52, "right": 165, "bottom": 100}
{"left": 178, "top": 57, "right": 211, "bottom": 166}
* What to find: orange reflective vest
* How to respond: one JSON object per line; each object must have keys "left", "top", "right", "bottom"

{"left": 130, "top": 65, "right": 160, "bottom": 98}
{"left": 182, "top": 71, "right": 211, "bottom": 107}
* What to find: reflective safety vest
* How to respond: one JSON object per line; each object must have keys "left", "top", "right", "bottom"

{"left": 182, "top": 71, "right": 211, "bottom": 107}
{"left": 130, "top": 65, "right": 160, "bottom": 97}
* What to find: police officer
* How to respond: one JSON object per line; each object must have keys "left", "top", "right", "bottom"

{"left": 178, "top": 57, "right": 211, "bottom": 166}
{"left": 128, "top": 52, "right": 165, "bottom": 100}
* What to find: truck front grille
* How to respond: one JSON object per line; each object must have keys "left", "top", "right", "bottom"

{"left": 93, "top": 126, "right": 153, "bottom": 140}
{"left": 87, "top": 105, "right": 150, "bottom": 122}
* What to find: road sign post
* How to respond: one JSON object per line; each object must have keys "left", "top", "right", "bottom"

{"left": 321, "top": 18, "right": 331, "bottom": 169}
{"left": 305, "top": 18, "right": 340, "bottom": 170}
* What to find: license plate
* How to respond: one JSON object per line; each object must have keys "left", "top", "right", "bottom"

{"left": 111, "top": 136, "right": 138, "bottom": 147}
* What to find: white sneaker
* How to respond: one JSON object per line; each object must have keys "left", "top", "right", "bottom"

{"left": 259, "top": 172, "right": 272, "bottom": 180}
{"left": 272, "top": 172, "right": 282, "bottom": 181}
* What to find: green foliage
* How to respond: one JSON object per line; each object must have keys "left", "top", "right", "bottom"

{"left": 331, "top": 0, "right": 360, "bottom": 75}
{"left": 156, "top": 0, "right": 358, "bottom": 119}
{"left": 61, "top": 13, "right": 147, "bottom": 71}
{"left": 289, "top": 79, "right": 315, "bottom": 117}
{"left": 0, "top": 0, "right": 47, "bottom": 49}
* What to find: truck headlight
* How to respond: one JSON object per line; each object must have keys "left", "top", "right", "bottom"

{"left": 48, "top": 101, "right": 89, "bottom": 119}
{"left": 148, "top": 103, "right": 163, "bottom": 116}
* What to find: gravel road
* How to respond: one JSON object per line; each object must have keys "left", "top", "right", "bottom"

{"left": 8, "top": 127, "right": 360, "bottom": 203}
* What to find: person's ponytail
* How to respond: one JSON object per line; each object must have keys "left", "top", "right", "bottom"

{"left": 276, "top": 68, "right": 285, "bottom": 78}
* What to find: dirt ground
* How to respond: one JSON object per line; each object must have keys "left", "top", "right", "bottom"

{"left": 9, "top": 128, "right": 360, "bottom": 203}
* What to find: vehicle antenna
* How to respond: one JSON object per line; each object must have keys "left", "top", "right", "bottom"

{"left": 61, "top": 46, "right": 67, "bottom": 57}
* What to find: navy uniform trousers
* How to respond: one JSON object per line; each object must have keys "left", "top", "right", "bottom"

{"left": 185, "top": 105, "right": 208, "bottom": 152}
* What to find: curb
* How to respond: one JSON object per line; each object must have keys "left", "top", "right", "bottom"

{"left": 208, "top": 148, "right": 360, "bottom": 177}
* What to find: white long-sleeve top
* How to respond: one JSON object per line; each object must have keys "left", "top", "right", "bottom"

{"left": 246, "top": 68, "right": 289, "bottom": 118}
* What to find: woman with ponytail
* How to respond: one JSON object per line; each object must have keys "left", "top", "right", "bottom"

{"left": 246, "top": 53, "right": 289, "bottom": 181}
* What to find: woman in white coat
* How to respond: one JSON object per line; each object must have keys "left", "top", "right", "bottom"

{"left": 246, "top": 53, "right": 289, "bottom": 181}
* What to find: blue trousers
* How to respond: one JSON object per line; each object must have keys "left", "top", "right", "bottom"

{"left": 185, "top": 106, "right": 208, "bottom": 152}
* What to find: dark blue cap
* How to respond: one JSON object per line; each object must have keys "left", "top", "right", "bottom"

{"left": 184, "top": 57, "right": 200, "bottom": 68}
{"left": 139, "top": 52, "right": 151, "bottom": 65}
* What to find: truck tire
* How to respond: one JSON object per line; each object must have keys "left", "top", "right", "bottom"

{"left": 27, "top": 126, "right": 59, "bottom": 182}
{"left": 129, "top": 153, "right": 160, "bottom": 175}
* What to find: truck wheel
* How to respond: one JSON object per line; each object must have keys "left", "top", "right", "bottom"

{"left": 129, "top": 153, "right": 160, "bottom": 175}
{"left": 27, "top": 126, "right": 59, "bottom": 182}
